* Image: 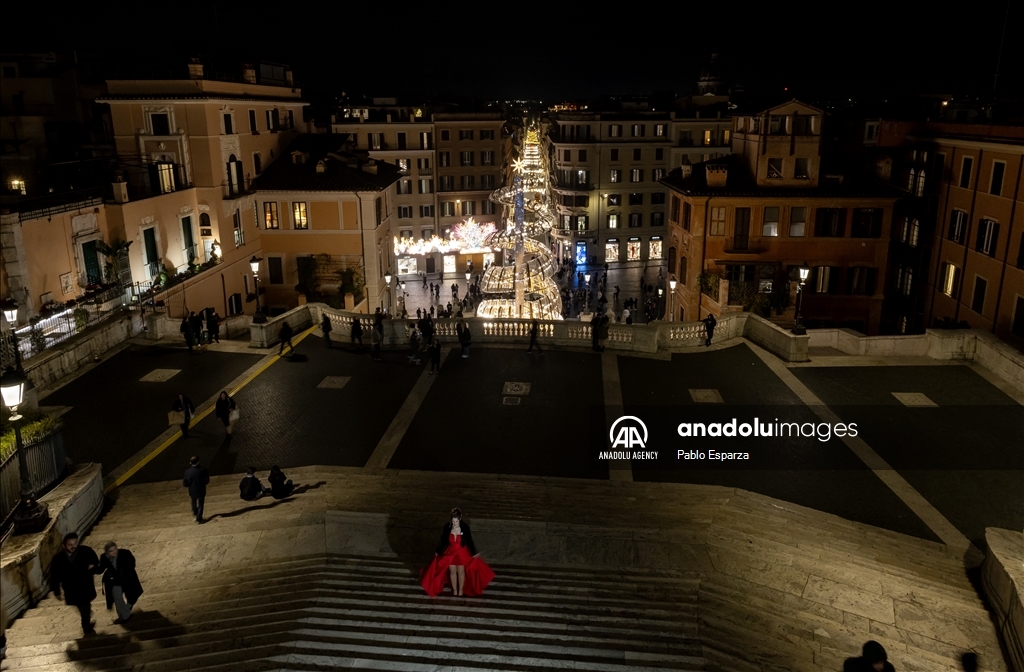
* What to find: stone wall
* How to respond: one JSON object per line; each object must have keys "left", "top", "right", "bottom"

{"left": 24, "top": 312, "right": 143, "bottom": 391}
{"left": 0, "top": 463, "right": 103, "bottom": 631}
{"left": 982, "top": 528, "right": 1024, "bottom": 672}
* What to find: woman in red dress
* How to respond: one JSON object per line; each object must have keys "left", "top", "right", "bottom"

{"left": 420, "top": 508, "right": 495, "bottom": 597}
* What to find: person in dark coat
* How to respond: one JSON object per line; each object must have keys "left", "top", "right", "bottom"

{"left": 702, "top": 313, "right": 717, "bottom": 347}
{"left": 527, "top": 319, "right": 542, "bottom": 353}
{"left": 321, "top": 313, "right": 333, "bottom": 348}
{"left": 180, "top": 316, "right": 194, "bottom": 353}
{"left": 843, "top": 640, "right": 895, "bottom": 672}
{"left": 98, "top": 542, "right": 143, "bottom": 623}
{"left": 279, "top": 321, "right": 294, "bottom": 355}
{"left": 189, "top": 311, "right": 204, "bottom": 345}
{"left": 350, "top": 318, "right": 363, "bottom": 350}
{"left": 183, "top": 455, "right": 210, "bottom": 523}
{"left": 214, "top": 391, "right": 237, "bottom": 436}
{"left": 457, "top": 319, "right": 471, "bottom": 358}
{"left": 172, "top": 393, "right": 195, "bottom": 438}
{"left": 50, "top": 532, "right": 99, "bottom": 635}
{"left": 429, "top": 338, "right": 442, "bottom": 374}
{"left": 268, "top": 465, "right": 294, "bottom": 499}
{"left": 239, "top": 466, "right": 268, "bottom": 501}
{"left": 206, "top": 310, "right": 221, "bottom": 343}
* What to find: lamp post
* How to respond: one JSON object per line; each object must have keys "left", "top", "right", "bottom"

{"left": 2, "top": 302, "right": 23, "bottom": 373}
{"left": 792, "top": 263, "right": 810, "bottom": 335}
{"left": 249, "top": 256, "right": 266, "bottom": 324}
{"left": 1, "top": 367, "right": 50, "bottom": 534}
{"left": 384, "top": 271, "right": 392, "bottom": 315}
{"left": 669, "top": 276, "right": 678, "bottom": 322}
{"left": 658, "top": 286, "right": 664, "bottom": 319}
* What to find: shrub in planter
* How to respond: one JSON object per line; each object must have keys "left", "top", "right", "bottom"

{"left": 0, "top": 412, "right": 62, "bottom": 462}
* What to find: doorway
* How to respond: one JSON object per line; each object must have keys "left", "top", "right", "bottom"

{"left": 425, "top": 257, "right": 436, "bottom": 274}
{"left": 82, "top": 241, "right": 101, "bottom": 284}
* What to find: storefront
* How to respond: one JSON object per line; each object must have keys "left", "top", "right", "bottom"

{"left": 627, "top": 237, "right": 642, "bottom": 261}
{"left": 394, "top": 218, "right": 498, "bottom": 278}
{"left": 649, "top": 236, "right": 663, "bottom": 261}
{"left": 575, "top": 240, "right": 588, "bottom": 265}
{"left": 605, "top": 238, "right": 619, "bottom": 262}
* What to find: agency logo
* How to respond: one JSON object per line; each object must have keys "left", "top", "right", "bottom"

{"left": 609, "top": 416, "right": 648, "bottom": 449}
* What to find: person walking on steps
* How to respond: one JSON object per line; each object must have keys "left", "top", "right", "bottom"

{"left": 189, "top": 311, "right": 205, "bottom": 346}
{"left": 278, "top": 321, "right": 294, "bottom": 355}
{"left": 457, "top": 319, "right": 471, "bottom": 358}
{"left": 49, "top": 532, "right": 99, "bottom": 635}
{"left": 429, "top": 337, "right": 442, "bottom": 374}
{"left": 350, "top": 318, "right": 363, "bottom": 350}
{"left": 180, "top": 316, "right": 194, "bottom": 353}
{"left": 98, "top": 542, "right": 143, "bottom": 624}
{"left": 171, "top": 393, "right": 195, "bottom": 438}
{"left": 183, "top": 456, "right": 209, "bottom": 523}
{"left": 419, "top": 508, "right": 495, "bottom": 597}
{"left": 321, "top": 313, "right": 333, "bottom": 348}
{"left": 207, "top": 310, "right": 222, "bottom": 343}
{"left": 215, "top": 391, "right": 237, "bottom": 436}
{"left": 843, "top": 640, "right": 895, "bottom": 672}
{"left": 701, "top": 313, "right": 717, "bottom": 347}
{"left": 527, "top": 319, "right": 542, "bottom": 353}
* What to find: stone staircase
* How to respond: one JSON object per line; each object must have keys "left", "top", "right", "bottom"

{"left": 1, "top": 467, "right": 1007, "bottom": 671}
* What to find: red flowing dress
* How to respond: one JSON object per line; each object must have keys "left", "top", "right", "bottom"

{"left": 420, "top": 533, "right": 495, "bottom": 597}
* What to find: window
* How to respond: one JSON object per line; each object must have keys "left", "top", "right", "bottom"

{"left": 482, "top": 150, "right": 494, "bottom": 165}
{"left": 972, "top": 277, "right": 987, "bottom": 314}
{"left": 909, "top": 219, "right": 919, "bottom": 247}
{"left": 397, "top": 132, "right": 407, "bottom": 150}
{"left": 767, "top": 158, "right": 783, "bottom": 179}
{"left": 847, "top": 267, "right": 876, "bottom": 295}
{"left": 439, "top": 151, "right": 451, "bottom": 167}
{"left": 630, "top": 169, "right": 643, "bottom": 183}
{"left": 422, "top": 228, "right": 434, "bottom": 239}
{"left": 703, "top": 129, "right": 714, "bottom": 146}
{"left": 156, "top": 163, "right": 175, "bottom": 194}
{"left": 440, "top": 201, "right": 455, "bottom": 217}
{"left": 460, "top": 175, "right": 475, "bottom": 190}
{"left": 1013, "top": 297, "right": 1024, "bottom": 339}
{"left": 399, "top": 229, "right": 413, "bottom": 239}
{"left": 419, "top": 132, "right": 433, "bottom": 149}
{"left": 605, "top": 241, "right": 620, "bottom": 262}
{"left": 576, "top": 215, "right": 589, "bottom": 231}
{"left": 608, "top": 214, "right": 619, "bottom": 229}
{"left": 263, "top": 202, "right": 279, "bottom": 229}
{"left": 627, "top": 239, "right": 641, "bottom": 260}
{"left": 649, "top": 237, "right": 663, "bottom": 259}
{"left": 578, "top": 149, "right": 588, "bottom": 161}
{"left": 769, "top": 116, "right": 785, "bottom": 134}
{"left": 480, "top": 129, "right": 495, "bottom": 140}
{"left": 608, "top": 194, "right": 621, "bottom": 205}
{"left": 976, "top": 218, "right": 999, "bottom": 256}
{"left": 629, "top": 193, "right": 644, "bottom": 206}
{"left": 368, "top": 133, "right": 382, "bottom": 150}
{"left": 655, "top": 148, "right": 664, "bottom": 160}
{"left": 814, "top": 266, "right": 833, "bottom": 293}
{"left": 722, "top": 129, "right": 731, "bottom": 144}
{"left": 420, "top": 204, "right": 435, "bottom": 218}
{"left": 762, "top": 207, "right": 779, "bottom": 237}
{"left": 248, "top": 110, "right": 258, "bottom": 133}
{"left": 654, "top": 124, "right": 666, "bottom": 137}
{"left": 293, "top": 202, "right": 308, "bottom": 229}
{"left": 266, "top": 257, "right": 284, "bottom": 285}
{"left": 375, "top": 197, "right": 383, "bottom": 226}
{"left": 851, "top": 208, "right": 882, "bottom": 238}
{"left": 991, "top": 161, "right": 1006, "bottom": 196}
{"left": 419, "top": 179, "right": 434, "bottom": 194}
{"left": 1017, "top": 233, "right": 1024, "bottom": 269}
{"left": 609, "top": 124, "right": 622, "bottom": 137}
{"left": 651, "top": 192, "right": 665, "bottom": 205}
{"left": 815, "top": 208, "right": 845, "bottom": 237}
{"left": 396, "top": 158, "right": 409, "bottom": 173}
{"left": 461, "top": 200, "right": 475, "bottom": 216}
{"left": 916, "top": 170, "right": 926, "bottom": 197}
{"left": 562, "top": 215, "right": 571, "bottom": 229}
{"left": 233, "top": 209, "right": 244, "bottom": 246}
{"left": 459, "top": 129, "right": 473, "bottom": 140}
{"left": 864, "top": 122, "right": 879, "bottom": 141}
{"left": 948, "top": 210, "right": 967, "bottom": 243}
{"left": 577, "top": 170, "right": 589, "bottom": 185}
{"left": 795, "top": 158, "right": 809, "bottom": 179}
{"left": 629, "top": 213, "right": 642, "bottom": 227}
{"left": 960, "top": 156, "right": 973, "bottom": 188}
{"left": 941, "top": 262, "right": 960, "bottom": 296}
{"left": 789, "top": 207, "right": 806, "bottom": 237}
{"left": 653, "top": 168, "right": 665, "bottom": 181}
{"left": 651, "top": 212, "right": 664, "bottom": 226}
{"left": 710, "top": 207, "right": 726, "bottom": 236}
{"left": 398, "top": 205, "right": 413, "bottom": 218}
{"left": 633, "top": 148, "right": 642, "bottom": 161}
{"left": 671, "top": 196, "right": 681, "bottom": 223}
{"left": 482, "top": 200, "right": 495, "bottom": 215}
{"left": 574, "top": 195, "right": 589, "bottom": 207}
{"left": 440, "top": 175, "right": 455, "bottom": 191}
{"left": 440, "top": 130, "right": 450, "bottom": 141}
{"left": 398, "top": 180, "right": 412, "bottom": 195}
{"left": 631, "top": 124, "right": 645, "bottom": 137}
{"left": 417, "top": 157, "right": 431, "bottom": 171}
{"left": 150, "top": 113, "right": 170, "bottom": 135}
{"left": 610, "top": 169, "right": 622, "bottom": 183}
{"left": 460, "top": 151, "right": 474, "bottom": 166}
{"left": 792, "top": 116, "right": 811, "bottom": 135}
{"left": 481, "top": 174, "right": 495, "bottom": 189}
{"left": 681, "top": 201, "right": 692, "bottom": 230}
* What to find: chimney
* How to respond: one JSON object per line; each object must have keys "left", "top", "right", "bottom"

{"left": 386, "top": 113, "right": 392, "bottom": 123}
{"left": 285, "top": 69, "right": 293, "bottom": 85}
{"left": 362, "top": 161, "right": 378, "bottom": 175}
{"left": 242, "top": 64, "right": 257, "bottom": 84}
{"left": 188, "top": 58, "right": 204, "bottom": 80}
{"left": 706, "top": 164, "right": 728, "bottom": 187}
{"left": 112, "top": 176, "right": 128, "bottom": 203}
{"left": 680, "top": 157, "right": 692, "bottom": 179}
{"left": 316, "top": 160, "right": 326, "bottom": 173}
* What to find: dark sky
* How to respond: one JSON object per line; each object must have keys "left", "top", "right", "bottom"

{"left": 6, "top": 1, "right": 1021, "bottom": 102}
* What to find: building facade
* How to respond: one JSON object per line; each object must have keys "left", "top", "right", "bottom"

{"left": 663, "top": 100, "right": 901, "bottom": 334}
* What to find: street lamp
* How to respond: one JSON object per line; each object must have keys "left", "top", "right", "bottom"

{"left": 669, "top": 276, "right": 678, "bottom": 322}
{"left": 1, "top": 367, "right": 50, "bottom": 534}
{"left": 465, "top": 271, "right": 471, "bottom": 282}
{"left": 249, "top": 256, "right": 266, "bottom": 324}
{"left": 792, "top": 263, "right": 810, "bottom": 335}
{"left": 383, "top": 271, "right": 393, "bottom": 315}
{"left": 2, "top": 302, "right": 23, "bottom": 373}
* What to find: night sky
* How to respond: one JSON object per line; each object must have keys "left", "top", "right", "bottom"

{"left": 6, "top": 2, "right": 1021, "bottom": 103}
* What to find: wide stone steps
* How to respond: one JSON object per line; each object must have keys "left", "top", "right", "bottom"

{"left": 4, "top": 553, "right": 706, "bottom": 671}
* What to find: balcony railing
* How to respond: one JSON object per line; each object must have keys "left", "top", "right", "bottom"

{"left": 0, "top": 431, "right": 66, "bottom": 529}
{"left": 723, "top": 237, "right": 767, "bottom": 254}
{"left": 554, "top": 182, "right": 594, "bottom": 192}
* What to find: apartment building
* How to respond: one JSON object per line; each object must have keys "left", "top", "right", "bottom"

{"left": 663, "top": 100, "right": 902, "bottom": 333}
{"left": 252, "top": 135, "right": 401, "bottom": 314}
{"left": 330, "top": 108, "right": 505, "bottom": 277}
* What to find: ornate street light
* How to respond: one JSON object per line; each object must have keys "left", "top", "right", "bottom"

{"left": 792, "top": 263, "right": 811, "bottom": 335}
{"left": 1, "top": 367, "right": 50, "bottom": 534}
{"left": 668, "top": 276, "right": 678, "bottom": 322}
{"left": 465, "top": 271, "right": 471, "bottom": 282}
{"left": 249, "top": 256, "right": 266, "bottom": 324}
{"left": 2, "top": 301, "right": 23, "bottom": 373}
{"left": 384, "top": 271, "right": 393, "bottom": 285}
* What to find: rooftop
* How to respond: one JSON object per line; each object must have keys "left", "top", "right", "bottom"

{"left": 252, "top": 135, "right": 402, "bottom": 192}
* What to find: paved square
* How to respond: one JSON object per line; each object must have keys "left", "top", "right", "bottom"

{"left": 140, "top": 368, "right": 181, "bottom": 382}
{"left": 891, "top": 392, "right": 937, "bottom": 407}
{"left": 502, "top": 381, "right": 531, "bottom": 395}
{"left": 317, "top": 376, "right": 351, "bottom": 389}
{"left": 689, "top": 388, "right": 724, "bottom": 403}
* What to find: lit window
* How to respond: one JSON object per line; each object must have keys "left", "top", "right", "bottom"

{"left": 156, "top": 163, "right": 175, "bottom": 194}
{"left": 627, "top": 239, "right": 641, "bottom": 260}
{"left": 909, "top": 219, "right": 919, "bottom": 247}
{"left": 608, "top": 214, "right": 619, "bottom": 229}
{"left": 703, "top": 129, "right": 713, "bottom": 145}
{"left": 631, "top": 124, "right": 645, "bottom": 137}
{"left": 789, "top": 207, "right": 806, "bottom": 237}
{"left": 9, "top": 178, "right": 26, "bottom": 195}
{"left": 605, "top": 241, "right": 620, "bottom": 262}
{"left": 440, "top": 201, "right": 455, "bottom": 217}
{"left": 815, "top": 266, "right": 832, "bottom": 293}
{"left": 649, "top": 238, "right": 663, "bottom": 259}
{"left": 397, "top": 159, "right": 410, "bottom": 172}
{"left": 941, "top": 262, "right": 959, "bottom": 296}
{"left": 762, "top": 207, "right": 779, "bottom": 237}
{"left": 610, "top": 169, "right": 621, "bottom": 183}
{"left": 630, "top": 169, "right": 643, "bottom": 183}
{"left": 654, "top": 124, "right": 666, "bottom": 137}
{"left": 398, "top": 180, "right": 412, "bottom": 195}
{"left": 576, "top": 216, "right": 589, "bottom": 231}
{"left": 904, "top": 268, "right": 913, "bottom": 296}
{"left": 263, "top": 202, "right": 279, "bottom": 229}
{"left": 292, "top": 202, "right": 308, "bottom": 229}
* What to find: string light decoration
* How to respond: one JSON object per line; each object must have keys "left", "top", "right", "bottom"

{"left": 476, "top": 125, "right": 563, "bottom": 320}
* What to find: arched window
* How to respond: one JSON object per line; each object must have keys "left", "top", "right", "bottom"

{"left": 907, "top": 168, "right": 916, "bottom": 192}
{"left": 909, "top": 219, "right": 919, "bottom": 247}
{"left": 679, "top": 257, "right": 687, "bottom": 284}
{"left": 915, "top": 170, "right": 926, "bottom": 197}
{"left": 200, "top": 213, "right": 211, "bottom": 228}
{"left": 667, "top": 246, "right": 677, "bottom": 274}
